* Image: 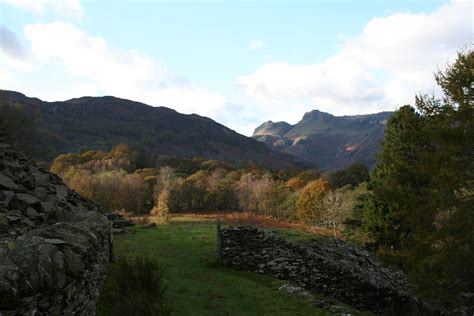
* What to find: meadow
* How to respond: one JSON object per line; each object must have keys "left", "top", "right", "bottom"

{"left": 98, "top": 216, "right": 360, "bottom": 315}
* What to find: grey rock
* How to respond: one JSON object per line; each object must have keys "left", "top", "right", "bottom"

{"left": 221, "top": 225, "right": 433, "bottom": 314}
{"left": 1, "top": 191, "right": 15, "bottom": 207}
{"left": 25, "top": 207, "right": 40, "bottom": 219}
{"left": 6, "top": 215, "right": 21, "bottom": 223}
{"left": 0, "top": 145, "right": 111, "bottom": 315}
{"left": 44, "top": 238, "right": 68, "bottom": 245}
{"left": 39, "top": 201, "right": 55, "bottom": 213}
{"left": 0, "top": 174, "right": 19, "bottom": 190}
{"left": 11, "top": 193, "right": 40, "bottom": 211}
{"left": 279, "top": 284, "right": 311, "bottom": 298}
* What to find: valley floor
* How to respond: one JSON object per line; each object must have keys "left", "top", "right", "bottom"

{"left": 98, "top": 216, "right": 362, "bottom": 315}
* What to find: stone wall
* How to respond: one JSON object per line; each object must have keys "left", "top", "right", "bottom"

{"left": 0, "top": 143, "right": 111, "bottom": 315}
{"left": 221, "top": 225, "right": 434, "bottom": 314}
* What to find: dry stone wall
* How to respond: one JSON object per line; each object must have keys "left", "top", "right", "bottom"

{"left": 221, "top": 225, "right": 435, "bottom": 314}
{"left": 0, "top": 143, "right": 111, "bottom": 315}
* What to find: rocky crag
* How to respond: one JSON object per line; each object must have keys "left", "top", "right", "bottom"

{"left": 221, "top": 226, "right": 435, "bottom": 314}
{"left": 0, "top": 142, "right": 111, "bottom": 315}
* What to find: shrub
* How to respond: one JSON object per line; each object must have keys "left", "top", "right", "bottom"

{"left": 112, "top": 255, "right": 168, "bottom": 316}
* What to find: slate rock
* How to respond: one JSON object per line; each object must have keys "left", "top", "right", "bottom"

{"left": 0, "top": 144, "right": 111, "bottom": 315}
{"left": 0, "top": 174, "right": 19, "bottom": 190}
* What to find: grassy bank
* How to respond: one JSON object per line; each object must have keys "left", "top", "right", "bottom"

{"left": 98, "top": 220, "right": 356, "bottom": 315}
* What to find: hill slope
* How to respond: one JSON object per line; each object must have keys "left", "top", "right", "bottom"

{"left": 253, "top": 110, "right": 392, "bottom": 170}
{"left": 0, "top": 90, "right": 304, "bottom": 170}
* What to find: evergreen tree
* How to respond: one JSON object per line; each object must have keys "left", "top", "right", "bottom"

{"left": 363, "top": 49, "right": 473, "bottom": 303}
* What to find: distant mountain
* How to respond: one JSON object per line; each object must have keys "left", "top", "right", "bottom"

{"left": 252, "top": 110, "right": 393, "bottom": 170}
{"left": 0, "top": 90, "right": 306, "bottom": 170}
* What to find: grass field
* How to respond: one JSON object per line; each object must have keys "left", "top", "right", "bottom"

{"left": 98, "top": 218, "right": 357, "bottom": 315}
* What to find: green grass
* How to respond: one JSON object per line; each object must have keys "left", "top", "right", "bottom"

{"left": 98, "top": 222, "right": 355, "bottom": 316}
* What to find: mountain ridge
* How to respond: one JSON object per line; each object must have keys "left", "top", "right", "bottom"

{"left": 252, "top": 109, "right": 393, "bottom": 170}
{"left": 0, "top": 90, "right": 306, "bottom": 170}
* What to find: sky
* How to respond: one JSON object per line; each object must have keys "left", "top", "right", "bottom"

{"left": 0, "top": 0, "right": 472, "bottom": 135}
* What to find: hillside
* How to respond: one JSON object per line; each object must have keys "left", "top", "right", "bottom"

{"left": 253, "top": 110, "right": 393, "bottom": 170}
{"left": 0, "top": 90, "right": 305, "bottom": 170}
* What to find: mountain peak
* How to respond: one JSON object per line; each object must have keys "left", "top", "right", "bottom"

{"left": 253, "top": 109, "right": 394, "bottom": 170}
{"left": 302, "top": 109, "right": 333, "bottom": 121}
{"left": 253, "top": 120, "right": 292, "bottom": 137}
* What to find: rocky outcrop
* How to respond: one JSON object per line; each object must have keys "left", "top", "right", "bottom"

{"left": 221, "top": 226, "right": 433, "bottom": 314}
{"left": 252, "top": 110, "right": 393, "bottom": 170}
{"left": 0, "top": 142, "right": 111, "bottom": 315}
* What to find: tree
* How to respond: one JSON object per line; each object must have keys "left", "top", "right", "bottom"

{"left": 0, "top": 98, "right": 40, "bottom": 157}
{"left": 321, "top": 188, "right": 353, "bottom": 237}
{"left": 235, "top": 173, "right": 273, "bottom": 214}
{"left": 149, "top": 190, "right": 170, "bottom": 224}
{"left": 296, "top": 179, "right": 330, "bottom": 223}
{"left": 363, "top": 106, "right": 428, "bottom": 249}
{"left": 363, "top": 49, "right": 474, "bottom": 303}
{"left": 327, "top": 163, "right": 369, "bottom": 188}
{"left": 260, "top": 183, "right": 293, "bottom": 219}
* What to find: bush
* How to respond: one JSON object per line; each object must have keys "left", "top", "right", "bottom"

{"left": 112, "top": 256, "right": 168, "bottom": 316}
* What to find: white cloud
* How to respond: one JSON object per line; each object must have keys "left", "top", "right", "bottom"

{"left": 237, "top": 0, "right": 473, "bottom": 118}
{"left": 5, "top": 21, "right": 229, "bottom": 123}
{"left": 0, "top": 26, "right": 36, "bottom": 73}
{"left": 0, "top": 0, "right": 84, "bottom": 18}
{"left": 249, "top": 40, "right": 265, "bottom": 50}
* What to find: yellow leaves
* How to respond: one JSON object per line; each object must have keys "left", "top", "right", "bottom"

{"left": 296, "top": 178, "right": 330, "bottom": 223}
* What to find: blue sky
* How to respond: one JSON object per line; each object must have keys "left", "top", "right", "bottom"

{"left": 0, "top": 0, "right": 472, "bottom": 135}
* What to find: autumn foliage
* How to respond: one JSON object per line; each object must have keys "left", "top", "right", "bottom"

{"left": 296, "top": 179, "right": 330, "bottom": 223}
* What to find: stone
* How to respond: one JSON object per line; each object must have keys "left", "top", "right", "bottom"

{"left": 329, "top": 305, "right": 350, "bottom": 313}
{"left": 0, "top": 145, "right": 111, "bottom": 315}
{"left": 44, "top": 238, "right": 68, "bottom": 245}
{"left": 39, "top": 201, "right": 56, "bottom": 213}
{"left": 1, "top": 191, "right": 15, "bottom": 207}
{"left": 34, "top": 172, "right": 50, "bottom": 187}
{"left": 6, "top": 215, "right": 21, "bottom": 223}
{"left": 55, "top": 185, "right": 69, "bottom": 200}
{"left": 25, "top": 207, "right": 40, "bottom": 219}
{"left": 10, "top": 193, "right": 40, "bottom": 211}
{"left": 220, "top": 225, "right": 434, "bottom": 314}
{"left": 278, "top": 284, "right": 311, "bottom": 298}
{"left": 0, "top": 174, "right": 19, "bottom": 190}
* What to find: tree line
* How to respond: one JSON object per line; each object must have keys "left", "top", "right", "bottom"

{"left": 49, "top": 143, "right": 369, "bottom": 234}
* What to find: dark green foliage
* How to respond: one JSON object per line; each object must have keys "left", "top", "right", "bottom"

{"left": 327, "top": 163, "right": 369, "bottom": 188}
{"left": 363, "top": 49, "right": 474, "bottom": 305}
{"left": 157, "top": 156, "right": 203, "bottom": 177}
{"left": 0, "top": 96, "right": 40, "bottom": 157}
{"left": 363, "top": 106, "right": 428, "bottom": 249}
{"left": 111, "top": 255, "right": 168, "bottom": 316}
